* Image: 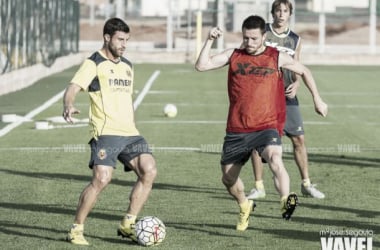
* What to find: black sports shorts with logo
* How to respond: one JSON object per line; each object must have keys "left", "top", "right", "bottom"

{"left": 88, "top": 135, "right": 152, "bottom": 172}
{"left": 220, "top": 129, "right": 281, "bottom": 166}
{"left": 285, "top": 97, "right": 304, "bottom": 136}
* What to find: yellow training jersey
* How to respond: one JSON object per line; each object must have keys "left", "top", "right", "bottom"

{"left": 70, "top": 50, "right": 139, "bottom": 138}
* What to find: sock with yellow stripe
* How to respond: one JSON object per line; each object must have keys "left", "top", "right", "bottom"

{"left": 239, "top": 199, "right": 250, "bottom": 209}
{"left": 71, "top": 223, "right": 84, "bottom": 232}
{"left": 255, "top": 180, "right": 265, "bottom": 190}
{"left": 302, "top": 178, "right": 311, "bottom": 187}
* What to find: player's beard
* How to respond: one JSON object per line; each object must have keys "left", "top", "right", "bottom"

{"left": 108, "top": 44, "right": 124, "bottom": 59}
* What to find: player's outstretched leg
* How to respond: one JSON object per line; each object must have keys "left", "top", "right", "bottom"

{"left": 281, "top": 193, "right": 299, "bottom": 220}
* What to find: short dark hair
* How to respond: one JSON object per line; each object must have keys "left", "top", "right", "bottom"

{"left": 242, "top": 15, "right": 266, "bottom": 34}
{"left": 103, "top": 18, "right": 130, "bottom": 37}
{"left": 271, "top": 0, "right": 293, "bottom": 16}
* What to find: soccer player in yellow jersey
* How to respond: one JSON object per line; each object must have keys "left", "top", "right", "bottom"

{"left": 63, "top": 18, "right": 157, "bottom": 245}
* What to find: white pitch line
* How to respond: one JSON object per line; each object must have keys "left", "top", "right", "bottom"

{"left": 303, "top": 121, "right": 333, "bottom": 125}
{"left": 300, "top": 104, "right": 380, "bottom": 109}
{"left": 138, "top": 120, "right": 226, "bottom": 124}
{"left": 0, "top": 90, "right": 65, "bottom": 137}
{"left": 320, "top": 92, "right": 380, "bottom": 96}
{"left": 51, "top": 124, "right": 88, "bottom": 129}
{"left": 137, "top": 120, "right": 336, "bottom": 125}
{"left": 0, "top": 146, "right": 203, "bottom": 153}
{"left": 133, "top": 70, "right": 160, "bottom": 110}
{"left": 1, "top": 145, "right": 379, "bottom": 153}
{"left": 152, "top": 146, "right": 201, "bottom": 152}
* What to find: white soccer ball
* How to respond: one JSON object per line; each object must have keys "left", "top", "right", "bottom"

{"left": 163, "top": 104, "right": 177, "bottom": 118}
{"left": 135, "top": 216, "right": 166, "bottom": 247}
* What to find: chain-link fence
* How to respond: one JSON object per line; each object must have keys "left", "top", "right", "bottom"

{"left": 0, "top": 0, "right": 80, "bottom": 74}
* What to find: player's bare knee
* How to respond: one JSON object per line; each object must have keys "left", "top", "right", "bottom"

{"left": 140, "top": 161, "right": 157, "bottom": 182}
{"left": 92, "top": 174, "right": 111, "bottom": 190}
{"left": 268, "top": 153, "right": 284, "bottom": 172}
{"left": 291, "top": 135, "right": 305, "bottom": 149}
{"left": 222, "top": 173, "right": 236, "bottom": 187}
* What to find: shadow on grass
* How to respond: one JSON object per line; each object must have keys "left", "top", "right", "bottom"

{"left": 91, "top": 234, "right": 138, "bottom": 246}
{"left": 221, "top": 197, "right": 379, "bottom": 244}
{"left": 283, "top": 153, "right": 380, "bottom": 168}
{"left": 244, "top": 197, "right": 380, "bottom": 219}
{"left": 300, "top": 203, "right": 380, "bottom": 219}
{"left": 0, "top": 220, "right": 65, "bottom": 242}
{"left": 200, "top": 150, "right": 380, "bottom": 169}
{"left": 254, "top": 215, "right": 380, "bottom": 248}
{"left": 0, "top": 202, "right": 120, "bottom": 221}
{"left": 1, "top": 202, "right": 378, "bottom": 248}
{"left": 256, "top": 225, "right": 378, "bottom": 249}
{"left": 2, "top": 167, "right": 378, "bottom": 219}
{"left": 0, "top": 168, "right": 225, "bottom": 195}
{"left": 0, "top": 168, "right": 92, "bottom": 182}
{"left": 165, "top": 221, "right": 248, "bottom": 239}
{"left": 1, "top": 167, "right": 378, "bottom": 247}
{"left": 0, "top": 205, "right": 247, "bottom": 245}
{"left": 255, "top": 226, "right": 320, "bottom": 242}
{"left": 0, "top": 220, "right": 138, "bottom": 246}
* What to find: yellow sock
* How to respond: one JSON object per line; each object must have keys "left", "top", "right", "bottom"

{"left": 71, "top": 223, "right": 84, "bottom": 231}
{"left": 280, "top": 195, "right": 288, "bottom": 208}
{"left": 239, "top": 199, "right": 249, "bottom": 209}
{"left": 255, "top": 180, "right": 264, "bottom": 190}
{"left": 280, "top": 195, "right": 287, "bottom": 202}
{"left": 302, "top": 178, "right": 311, "bottom": 187}
{"left": 121, "top": 214, "right": 136, "bottom": 226}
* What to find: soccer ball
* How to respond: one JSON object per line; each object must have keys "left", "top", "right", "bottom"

{"left": 135, "top": 216, "right": 166, "bottom": 247}
{"left": 163, "top": 103, "right": 177, "bottom": 118}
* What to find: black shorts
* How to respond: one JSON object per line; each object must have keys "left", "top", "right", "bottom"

{"left": 220, "top": 129, "right": 282, "bottom": 166}
{"left": 88, "top": 135, "right": 152, "bottom": 171}
{"left": 284, "top": 102, "right": 304, "bottom": 137}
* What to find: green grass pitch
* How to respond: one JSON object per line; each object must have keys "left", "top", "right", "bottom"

{"left": 0, "top": 63, "right": 379, "bottom": 249}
